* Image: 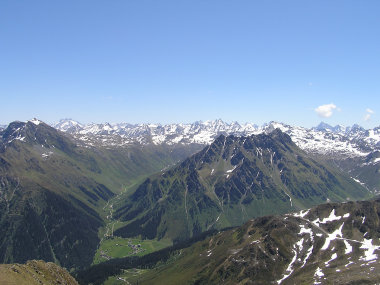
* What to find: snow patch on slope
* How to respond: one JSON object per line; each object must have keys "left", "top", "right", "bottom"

{"left": 321, "top": 223, "right": 344, "bottom": 250}
{"left": 360, "top": 239, "right": 380, "bottom": 262}
{"left": 29, "top": 118, "right": 42, "bottom": 125}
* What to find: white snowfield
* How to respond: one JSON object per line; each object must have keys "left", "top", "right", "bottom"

{"left": 53, "top": 119, "right": 380, "bottom": 159}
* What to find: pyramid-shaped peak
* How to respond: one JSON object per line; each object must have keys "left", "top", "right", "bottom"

{"left": 314, "top": 122, "right": 334, "bottom": 131}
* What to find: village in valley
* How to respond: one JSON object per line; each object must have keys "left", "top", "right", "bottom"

{"left": 99, "top": 238, "right": 146, "bottom": 261}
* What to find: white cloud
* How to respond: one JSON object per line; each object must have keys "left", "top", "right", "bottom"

{"left": 315, "top": 103, "right": 337, "bottom": 118}
{"left": 364, "top": 108, "right": 375, "bottom": 121}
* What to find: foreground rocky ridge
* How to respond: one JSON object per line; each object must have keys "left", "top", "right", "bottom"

{"left": 85, "top": 198, "right": 380, "bottom": 285}
{"left": 0, "top": 260, "right": 78, "bottom": 285}
{"left": 157, "top": 198, "right": 380, "bottom": 284}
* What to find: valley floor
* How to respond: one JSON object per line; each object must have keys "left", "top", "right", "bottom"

{"left": 93, "top": 191, "right": 172, "bottom": 265}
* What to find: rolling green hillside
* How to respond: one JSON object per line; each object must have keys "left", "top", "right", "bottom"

{"left": 114, "top": 130, "right": 371, "bottom": 243}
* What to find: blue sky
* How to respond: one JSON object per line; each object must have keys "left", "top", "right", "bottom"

{"left": 1, "top": 1, "right": 379, "bottom": 128}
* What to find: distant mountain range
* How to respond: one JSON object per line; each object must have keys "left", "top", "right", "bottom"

{"left": 53, "top": 119, "right": 380, "bottom": 158}
{"left": 53, "top": 118, "right": 380, "bottom": 193}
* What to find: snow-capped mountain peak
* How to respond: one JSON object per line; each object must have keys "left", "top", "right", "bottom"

{"left": 51, "top": 119, "right": 380, "bottom": 160}
{"left": 313, "top": 122, "right": 348, "bottom": 133}
{"left": 53, "top": 119, "right": 84, "bottom": 133}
